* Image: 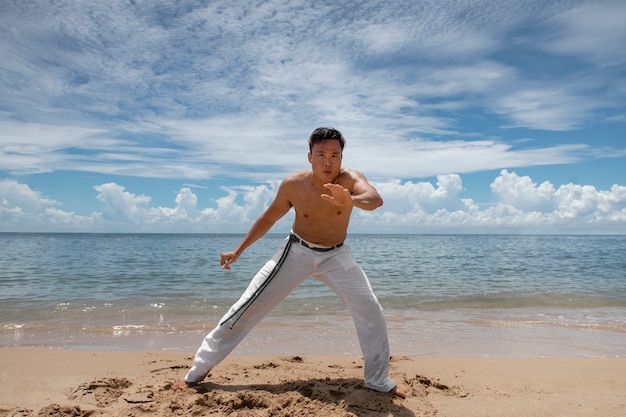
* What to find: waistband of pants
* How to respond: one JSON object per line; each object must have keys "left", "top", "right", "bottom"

{"left": 289, "top": 233, "right": 343, "bottom": 252}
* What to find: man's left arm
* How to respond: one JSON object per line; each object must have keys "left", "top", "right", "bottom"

{"left": 321, "top": 170, "right": 383, "bottom": 211}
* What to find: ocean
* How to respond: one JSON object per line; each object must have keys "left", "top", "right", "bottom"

{"left": 1, "top": 233, "right": 625, "bottom": 358}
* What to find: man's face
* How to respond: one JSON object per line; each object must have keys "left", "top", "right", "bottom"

{"left": 308, "top": 139, "right": 343, "bottom": 181}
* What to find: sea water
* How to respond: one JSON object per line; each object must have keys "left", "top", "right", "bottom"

{"left": 1, "top": 233, "right": 625, "bottom": 357}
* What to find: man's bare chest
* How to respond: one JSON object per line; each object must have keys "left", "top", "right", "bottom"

{"left": 292, "top": 196, "right": 350, "bottom": 221}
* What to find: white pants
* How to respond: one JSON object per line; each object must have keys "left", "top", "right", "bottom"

{"left": 185, "top": 234, "right": 396, "bottom": 393}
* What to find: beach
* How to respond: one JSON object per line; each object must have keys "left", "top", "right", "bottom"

{"left": 2, "top": 234, "right": 625, "bottom": 415}
{"left": 1, "top": 347, "right": 624, "bottom": 416}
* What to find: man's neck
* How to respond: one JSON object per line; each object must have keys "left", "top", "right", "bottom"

{"left": 309, "top": 169, "right": 342, "bottom": 187}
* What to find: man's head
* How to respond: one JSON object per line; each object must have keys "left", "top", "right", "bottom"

{"left": 308, "top": 127, "right": 346, "bottom": 152}
{"left": 308, "top": 128, "right": 344, "bottom": 182}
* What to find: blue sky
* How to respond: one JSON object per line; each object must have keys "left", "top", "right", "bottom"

{"left": 1, "top": 0, "right": 625, "bottom": 234}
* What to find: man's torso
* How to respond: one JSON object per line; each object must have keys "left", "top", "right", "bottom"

{"left": 285, "top": 170, "right": 354, "bottom": 246}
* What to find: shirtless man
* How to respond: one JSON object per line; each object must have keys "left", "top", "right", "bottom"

{"left": 174, "top": 127, "right": 410, "bottom": 398}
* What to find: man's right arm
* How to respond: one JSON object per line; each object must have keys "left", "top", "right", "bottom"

{"left": 220, "top": 181, "right": 293, "bottom": 270}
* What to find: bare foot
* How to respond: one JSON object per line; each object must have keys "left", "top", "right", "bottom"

{"left": 172, "top": 378, "right": 196, "bottom": 391}
{"left": 391, "top": 383, "right": 412, "bottom": 398}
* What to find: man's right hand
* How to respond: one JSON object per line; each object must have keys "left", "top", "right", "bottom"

{"left": 220, "top": 251, "right": 239, "bottom": 270}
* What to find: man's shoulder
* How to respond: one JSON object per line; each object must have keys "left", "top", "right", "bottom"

{"left": 336, "top": 167, "right": 362, "bottom": 183}
{"left": 338, "top": 167, "right": 359, "bottom": 176}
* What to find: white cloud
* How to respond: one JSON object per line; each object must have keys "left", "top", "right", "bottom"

{"left": 174, "top": 188, "right": 199, "bottom": 217}
{"left": 541, "top": 1, "right": 626, "bottom": 67}
{"left": 2, "top": 173, "right": 625, "bottom": 234}
{"left": 0, "top": 179, "right": 97, "bottom": 231}
{"left": 2, "top": 0, "right": 620, "bottom": 133}
{"left": 375, "top": 174, "right": 468, "bottom": 215}
{"left": 0, "top": 179, "right": 60, "bottom": 222}
{"left": 1, "top": 1, "right": 624, "bottom": 235}
{"left": 94, "top": 183, "right": 151, "bottom": 222}
{"left": 360, "top": 170, "right": 626, "bottom": 233}
{"left": 86, "top": 182, "right": 281, "bottom": 232}
{"left": 555, "top": 183, "right": 626, "bottom": 220}
{"left": 491, "top": 170, "right": 556, "bottom": 212}
{"left": 495, "top": 87, "right": 597, "bottom": 131}
{"left": 1, "top": 0, "right": 623, "bottom": 178}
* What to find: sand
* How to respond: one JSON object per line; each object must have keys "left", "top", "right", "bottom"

{"left": 0, "top": 348, "right": 624, "bottom": 417}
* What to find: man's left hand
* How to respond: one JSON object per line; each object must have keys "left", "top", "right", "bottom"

{"left": 320, "top": 183, "right": 353, "bottom": 206}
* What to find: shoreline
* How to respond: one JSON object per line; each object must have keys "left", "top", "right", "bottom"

{"left": 1, "top": 347, "right": 624, "bottom": 416}
{"left": 3, "top": 311, "right": 625, "bottom": 359}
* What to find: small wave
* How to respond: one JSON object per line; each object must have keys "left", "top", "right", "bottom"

{"left": 1, "top": 323, "right": 24, "bottom": 330}
{"left": 112, "top": 324, "right": 148, "bottom": 336}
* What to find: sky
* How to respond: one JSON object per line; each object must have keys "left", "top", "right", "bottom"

{"left": 1, "top": 0, "right": 625, "bottom": 234}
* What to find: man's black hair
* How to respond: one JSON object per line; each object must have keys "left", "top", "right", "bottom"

{"left": 308, "top": 127, "right": 346, "bottom": 151}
